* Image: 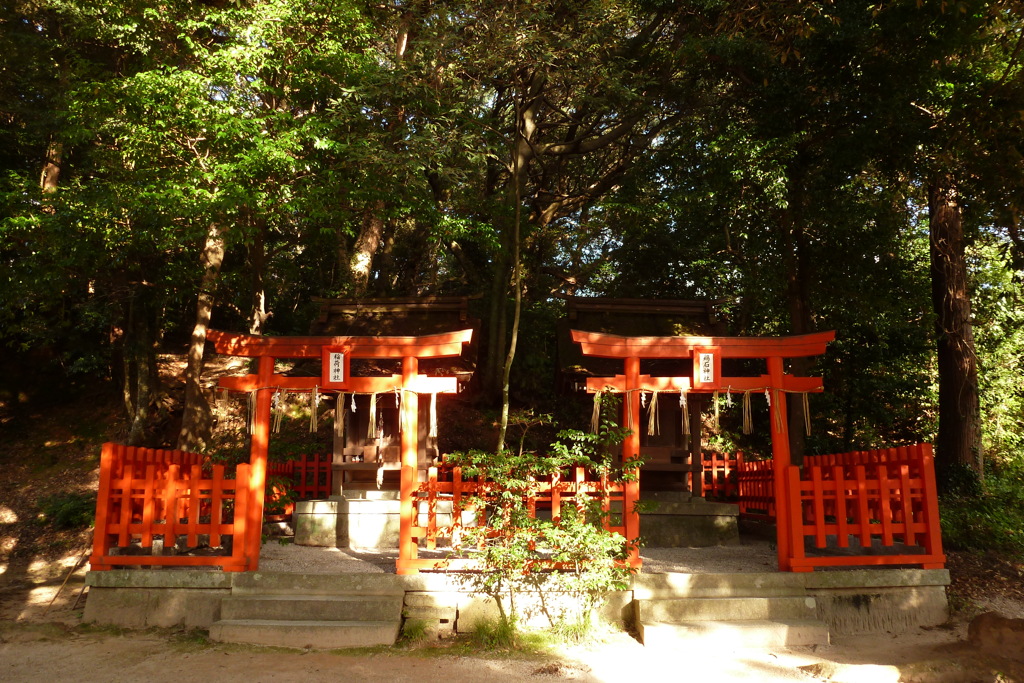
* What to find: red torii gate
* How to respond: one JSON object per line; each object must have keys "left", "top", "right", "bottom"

{"left": 207, "top": 328, "right": 472, "bottom": 573}
{"left": 571, "top": 328, "right": 836, "bottom": 571}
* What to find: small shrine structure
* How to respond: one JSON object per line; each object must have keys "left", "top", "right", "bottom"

{"left": 207, "top": 327, "right": 472, "bottom": 573}
{"left": 570, "top": 326, "right": 835, "bottom": 570}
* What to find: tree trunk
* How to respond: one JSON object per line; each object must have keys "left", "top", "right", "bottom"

{"left": 249, "top": 220, "right": 271, "bottom": 335}
{"left": 122, "top": 286, "right": 160, "bottom": 446}
{"left": 481, "top": 257, "right": 509, "bottom": 402}
{"left": 177, "top": 223, "right": 225, "bottom": 452}
{"left": 39, "top": 139, "right": 62, "bottom": 193}
{"left": 928, "top": 173, "right": 983, "bottom": 488}
{"left": 779, "top": 167, "right": 813, "bottom": 464}
{"left": 350, "top": 201, "right": 386, "bottom": 296}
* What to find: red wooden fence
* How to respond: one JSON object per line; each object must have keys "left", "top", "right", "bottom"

{"left": 785, "top": 443, "right": 944, "bottom": 570}
{"left": 267, "top": 453, "right": 332, "bottom": 502}
{"left": 699, "top": 451, "right": 741, "bottom": 499}
{"left": 400, "top": 464, "right": 632, "bottom": 572}
{"left": 89, "top": 443, "right": 252, "bottom": 571}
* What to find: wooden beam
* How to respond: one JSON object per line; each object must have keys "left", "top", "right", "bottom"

{"left": 207, "top": 328, "right": 472, "bottom": 359}
{"left": 217, "top": 374, "right": 457, "bottom": 394}
{"left": 584, "top": 374, "right": 823, "bottom": 394}
{"left": 570, "top": 329, "right": 836, "bottom": 359}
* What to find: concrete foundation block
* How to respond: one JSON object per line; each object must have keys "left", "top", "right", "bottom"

{"left": 294, "top": 500, "right": 339, "bottom": 547}
{"left": 640, "top": 500, "right": 740, "bottom": 547}
{"left": 209, "top": 619, "right": 400, "bottom": 649}
{"left": 83, "top": 585, "right": 229, "bottom": 629}
{"left": 338, "top": 497, "right": 401, "bottom": 549}
{"left": 805, "top": 568, "right": 950, "bottom": 635}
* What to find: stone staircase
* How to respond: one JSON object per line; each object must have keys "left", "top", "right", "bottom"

{"left": 633, "top": 572, "right": 830, "bottom": 648}
{"left": 208, "top": 573, "right": 404, "bottom": 649}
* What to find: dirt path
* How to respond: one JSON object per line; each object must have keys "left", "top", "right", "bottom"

{"left": 2, "top": 568, "right": 1023, "bottom": 683}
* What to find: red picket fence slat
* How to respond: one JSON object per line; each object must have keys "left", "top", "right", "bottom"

{"left": 266, "top": 453, "right": 333, "bottom": 514}
{"left": 403, "top": 463, "right": 630, "bottom": 572}
{"left": 784, "top": 443, "right": 945, "bottom": 570}
{"left": 89, "top": 443, "right": 251, "bottom": 571}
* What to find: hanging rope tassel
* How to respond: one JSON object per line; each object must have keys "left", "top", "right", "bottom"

{"left": 429, "top": 393, "right": 438, "bottom": 439}
{"left": 647, "top": 390, "right": 660, "bottom": 436}
{"left": 247, "top": 391, "right": 257, "bottom": 436}
{"left": 272, "top": 389, "right": 285, "bottom": 433}
{"left": 773, "top": 389, "right": 784, "bottom": 433}
{"left": 335, "top": 393, "right": 346, "bottom": 438}
{"left": 591, "top": 391, "right": 603, "bottom": 433}
{"left": 713, "top": 390, "right": 720, "bottom": 432}
{"left": 625, "top": 390, "right": 635, "bottom": 432}
{"left": 742, "top": 391, "right": 753, "bottom": 435}
{"left": 309, "top": 386, "right": 319, "bottom": 433}
{"left": 680, "top": 390, "right": 690, "bottom": 448}
{"left": 217, "top": 388, "right": 229, "bottom": 413}
{"left": 367, "top": 394, "right": 378, "bottom": 440}
{"left": 802, "top": 392, "right": 811, "bottom": 437}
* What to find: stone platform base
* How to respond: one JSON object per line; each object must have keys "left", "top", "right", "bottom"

{"left": 639, "top": 494, "right": 740, "bottom": 547}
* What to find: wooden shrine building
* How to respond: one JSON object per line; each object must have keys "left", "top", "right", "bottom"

{"left": 568, "top": 323, "right": 836, "bottom": 571}
{"left": 307, "top": 296, "right": 478, "bottom": 494}
{"left": 207, "top": 326, "right": 473, "bottom": 573}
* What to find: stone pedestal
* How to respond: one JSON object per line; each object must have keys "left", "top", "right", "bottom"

{"left": 294, "top": 500, "right": 339, "bottom": 547}
{"left": 337, "top": 491, "right": 401, "bottom": 550}
{"left": 640, "top": 494, "right": 740, "bottom": 547}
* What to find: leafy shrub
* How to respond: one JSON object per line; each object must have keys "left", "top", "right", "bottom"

{"left": 445, "top": 411, "right": 639, "bottom": 641}
{"left": 940, "top": 463, "right": 1024, "bottom": 559}
{"left": 38, "top": 491, "right": 95, "bottom": 530}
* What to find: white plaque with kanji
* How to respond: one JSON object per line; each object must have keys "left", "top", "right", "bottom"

{"left": 699, "top": 352, "right": 714, "bottom": 384}
{"left": 321, "top": 346, "right": 351, "bottom": 389}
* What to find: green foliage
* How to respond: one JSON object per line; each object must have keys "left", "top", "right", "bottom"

{"left": 397, "top": 618, "right": 430, "bottom": 644}
{"left": 37, "top": 491, "right": 95, "bottom": 530}
{"left": 940, "top": 462, "right": 1024, "bottom": 559}
{"left": 263, "top": 474, "right": 297, "bottom": 516}
{"left": 469, "top": 615, "right": 521, "bottom": 650}
{"left": 445, "top": 412, "right": 637, "bottom": 639}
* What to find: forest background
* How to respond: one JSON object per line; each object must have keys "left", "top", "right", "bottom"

{"left": 3, "top": 0, "right": 1024, "bottom": 558}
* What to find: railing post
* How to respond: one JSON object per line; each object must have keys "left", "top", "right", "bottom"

{"left": 919, "top": 444, "right": 946, "bottom": 567}
{"left": 88, "top": 443, "right": 117, "bottom": 570}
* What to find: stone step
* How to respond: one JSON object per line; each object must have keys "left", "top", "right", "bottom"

{"left": 639, "top": 619, "right": 830, "bottom": 648}
{"left": 230, "top": 571, "right": 405, "bottom": 596}
{"left": 633, "top": 572, "right": 810, "bottom": 599}
{"left": 220, "top": 594, "right": 403, "bottom": 622}
{"left": 209, "top": 619, "right": 400, "bottom": 650}
{"left": 637, "top": 595, "right": 817, "bottom": 623}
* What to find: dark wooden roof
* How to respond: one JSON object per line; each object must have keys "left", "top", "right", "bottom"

{"left": 308, "top": 296, "right": 479, "bottom": 374}
{"left": 556, "top": 296, "right": 729, "bottom": 380}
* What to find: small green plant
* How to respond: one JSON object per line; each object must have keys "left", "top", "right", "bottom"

{"left": 38, "top": 491, "right": 95, "bottom": 530}
{"left": 398, "top": 618, "right": 430, "bottom": 644}
{"left": 940, "top": 461, "right": 1024, "bottom": 559}
{"left": 445, "top": 406, "right": 639, "bottom": 643}
{"left": 263, "top": 474, "right": 297, "bottom": 515}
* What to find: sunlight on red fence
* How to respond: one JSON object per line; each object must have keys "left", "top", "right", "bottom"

{"left": 699, "top": 451, "right": 742, "bottom": 500}
{"left": 785, "top": 443, "right": 945, "bottom": 570}
{"left": 89, "top": 443, "right": 251, "bottom": 571}
{"left": 398, "top": 464, "right": 632, "bottom": 572}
